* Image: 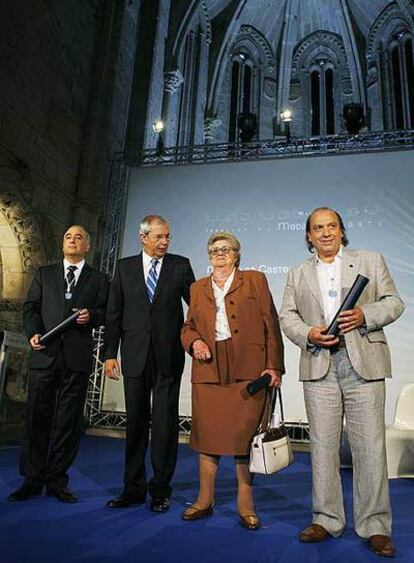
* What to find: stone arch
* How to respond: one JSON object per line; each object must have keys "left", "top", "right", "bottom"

{"left": 209, "top": 25, "right": 275, "bottom": 142}
{"left": 0, "top": 192, "right": 46, "bottom": 306}
{"left": 231, "top": 25, "right": 274, "bottom": 71}
{"left": 367, "top": 2, "right": 413, "bottom": 130}
{"left": 367, "top": 2, "right": 411, "bottom": 62}
{"left": 292, "top": 31, "right": 348, "bottom": 72}
{"left": 163, "top": 1, "right": 211, "bottom": 146}
{"left": 290, "top": 31, "right": 352, "bottom": 137}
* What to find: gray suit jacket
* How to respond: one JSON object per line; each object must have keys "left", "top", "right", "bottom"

{"left": 279, "top": 249, "right": 405, "bottom": 381}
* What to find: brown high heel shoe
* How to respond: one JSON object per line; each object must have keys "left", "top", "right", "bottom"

{"left": 239, "top": 513, "right": 261, "bottom": 530}
{"left": 181, "top": 503, "right": 214, "bottom": 521}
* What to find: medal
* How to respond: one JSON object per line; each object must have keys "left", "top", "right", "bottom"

{"left": 65, "top": 292, "right": 72, "bottom": 300}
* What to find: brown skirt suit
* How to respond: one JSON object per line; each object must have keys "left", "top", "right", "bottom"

{"left": 181, "top": 269, "right": 285, "bottom": 455}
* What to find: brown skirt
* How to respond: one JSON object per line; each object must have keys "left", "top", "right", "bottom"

{"left": 190, "top": 339, "right": 267, "bottom": 456}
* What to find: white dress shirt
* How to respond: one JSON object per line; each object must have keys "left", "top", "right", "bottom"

{"left": 142, "top": 250, "right": 164, "bottom": 280}
{"left": 315, "top": 246, "right": 343, "bottom": 325}
{"left": 63, "top": 258, "right": 85, "bottom": 292}
{"left": 212, "top": 269, "right": 235, "bottom": 341}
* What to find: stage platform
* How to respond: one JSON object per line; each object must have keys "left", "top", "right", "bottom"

{"left": 1, "top": 436, "right": 413, "bottom": 562}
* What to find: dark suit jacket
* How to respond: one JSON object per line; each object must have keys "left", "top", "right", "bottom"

{"left": 181, "top": 269, "right": 285, "bottom": 383}
{"left": 104, "top": 252, "right": 195, "bottom": 377}
{"left": 23, "top": 263, "right": 110, "bottom": 372}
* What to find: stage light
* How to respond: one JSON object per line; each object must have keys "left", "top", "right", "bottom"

{"left": 152, "top": 120, "right": 165, "bottom": 157}
{"left": 280, "top": 109, "right": 293, "bottom": 142}
{"left": 280, "top": 109, "right": 292, "bottom": 122}
{"left": 152, "top": 120, "right": 164, "bottom": 134}
{"left": 236, "top": 51, "right": 248, "bottom": 62}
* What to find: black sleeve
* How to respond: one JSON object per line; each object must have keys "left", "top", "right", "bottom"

{"left": 89, "top": 272, "right": 110, "bottom": 328}
{"left": 103, "top": 263, "right": 123, "bottom": 360}
{"left": 182, "top": 259, "right": 196, "bottom": 306}
{"left": 22, "top": 269, "right": 45, "bottom": 340}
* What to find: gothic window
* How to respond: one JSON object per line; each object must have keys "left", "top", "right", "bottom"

{"left": 228, "top": 52, "right": 257, "bottom": 143}
{"left": 370, "top": 7, "right": 414, "bottom": 131}
{"left": 384, "top": 33, "right": 414, "bottom": 129}
{"left": 310, "top": 63, "right": 335, "bottom": 137}
{"left": 311, "top": 71, "right": 320, "bottom": 136}
{"left": 291, "top": 32, "right": 350, "bottom": 138}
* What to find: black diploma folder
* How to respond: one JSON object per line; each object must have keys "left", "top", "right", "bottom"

{"left": 39, "top": 310, "right": 81, "bottom": 344}
{"left": 326, "top": 274, "right": 369, "bottom": 336}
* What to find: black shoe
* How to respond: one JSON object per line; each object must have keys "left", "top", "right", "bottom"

{"left": 8, "top": 481, "right": 43, "bottom": 501}
{"left": 46, "top": 486, "right": 77, "bottom": 503}
{"left": 150, "top": 497, "right": 171, "bottom": 513}
{"left": 106, "top": 494, "right": 146, "bottom": 508}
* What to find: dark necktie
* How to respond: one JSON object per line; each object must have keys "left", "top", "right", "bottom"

{"left": 146, "top": 259, "right": 159, "bottom": 302}
{"left": 66, "top": 265, "right": 78, "bottom": 291}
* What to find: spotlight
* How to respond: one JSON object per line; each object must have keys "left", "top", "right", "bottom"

{"left": 280, "top": 109, "right": 293, "bottom": 142}
{"left": 152, "top": 120, "right": 164, "bottom": 134}
{"left": 152, "top": 120, "right": 165, "bottom": 156}
{"left": 343, "top": 103, "right": 364, "bottom": 135}
{"left": 280, "top": 109, "right": 292, "bottom": 123}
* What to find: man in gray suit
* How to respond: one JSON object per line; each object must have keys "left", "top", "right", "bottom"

{"left": 280, "top": 207, "right": 404, "bottom": 557}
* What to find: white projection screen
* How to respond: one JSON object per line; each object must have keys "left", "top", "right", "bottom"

{"left": 103, "top": 150, "right": 413, "bottom": 424}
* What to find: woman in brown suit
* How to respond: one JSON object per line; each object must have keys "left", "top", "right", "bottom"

{"left": 181, "top": 232, "right": 285, "bottom": 529}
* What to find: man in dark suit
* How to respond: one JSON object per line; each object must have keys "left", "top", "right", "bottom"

{"left": 8, "top": 225, "right": 109, "bottom": 503}
{"left": 104, "top": 214, "right": 195, "bottom": 513}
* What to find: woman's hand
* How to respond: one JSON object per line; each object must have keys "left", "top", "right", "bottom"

{"left": 261, "top": 369, "right": 282, "bottom": 388}
{"left": 104, "top": 359, "right": 120, "bottom": 380}
{"left": 192, "top": 339, "right": 211, "bottom": 361}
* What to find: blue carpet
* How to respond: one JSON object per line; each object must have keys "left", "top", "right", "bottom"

{"left": 0, "top": 436, "right": 413, "bottom": 563}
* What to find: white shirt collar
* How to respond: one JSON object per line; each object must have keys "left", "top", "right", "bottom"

{"left": 63, "top": 258, "right": 85, "bottom": 271}
{"left": 142, "top": 250, "right": 164, "bottom": 267}
{"left": 212, "top": 268, "right": 236, "bottom": 294}
{"left": 316, "top": 245, "right": 343, "bottom": 266}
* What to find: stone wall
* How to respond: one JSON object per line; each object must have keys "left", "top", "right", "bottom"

{"left": 0, "top": 0, "right": 140, "bottom": 331}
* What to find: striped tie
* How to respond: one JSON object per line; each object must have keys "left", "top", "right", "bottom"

{"left": 146, "top": 258, "right": 159, "bottom": 302}
{"left": 66, "top": 265, "right": 77, "bottom": 289}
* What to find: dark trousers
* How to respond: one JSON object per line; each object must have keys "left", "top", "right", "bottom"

{"left": 20, "top": 350, "right": 89, "bottom": 489}
{"left": 123, "top": 346, "right": 181, "bottom": 499}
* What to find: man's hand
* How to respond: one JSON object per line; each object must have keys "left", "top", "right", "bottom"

{"left": 337, "top": 307, "right": 365, "bottom": 334}
{"left": 29, "top": 334, "right": 45, "bottom": 351}
{"left": 308, "top": 325, "right": 339, "bottom": 348}
{"left": 262, "top": 369, "right": 282, "bottom": 388}
{"left": 76, "top": 308, "right": 90, "bottom": 325}
{"left": 104, "top": 359, "right": 120, "bottom": 380}
{"left": 192, "top": 339, "right": 211, "bottom": 361}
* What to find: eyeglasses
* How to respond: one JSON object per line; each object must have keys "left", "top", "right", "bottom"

{"left": 209, "top": 246, "right": 233, "bottom": 256}
{"left": 147, "top": 234, "right": 172, "bottom": 242}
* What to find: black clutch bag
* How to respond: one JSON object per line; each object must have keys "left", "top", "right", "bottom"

{"left": 246, "top": 373, "right": 272, "bottom": 396}
{"left": 39, "top": 310, "right": 81, "bottom": 344}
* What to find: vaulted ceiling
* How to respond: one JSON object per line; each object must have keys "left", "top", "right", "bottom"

{"left": 204, "top": 0, "right": 412, "bottom": 40}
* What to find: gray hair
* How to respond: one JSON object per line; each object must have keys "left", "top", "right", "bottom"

{"left": 207, "top": 231, "right": 241, "bottom": 267}
{"left": 64, "top": 225, "right": 90, "bottom": 244}
{"left": 139, "top": 215, "right": 169, "bottom": 236}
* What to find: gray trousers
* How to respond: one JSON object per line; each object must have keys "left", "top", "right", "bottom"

{"left": 303, "top": 347, "right": 391, "bottom": 538}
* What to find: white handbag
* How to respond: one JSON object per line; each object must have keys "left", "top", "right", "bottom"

{"left": 249, "top": 387, "right": 294, "bottom": 475}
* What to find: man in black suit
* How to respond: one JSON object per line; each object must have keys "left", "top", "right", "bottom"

{"left": 8, "top": 225, "right": 109, "bottom": 503}
{"left": 104, "top": 214, "right": 195, "bottom": 513}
